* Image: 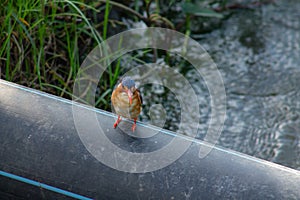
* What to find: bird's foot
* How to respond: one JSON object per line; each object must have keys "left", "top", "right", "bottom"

{"left": 131, "top": 119, "right": 137, "bottom": 132}
{"left": 113, "top": 116, "right": 121, "bottom": 129}
{"left": 131, "top": 124, "right": 136, "bottom": 132}
{"left": 113, "top": 122, "right": 118, "bottom": 129}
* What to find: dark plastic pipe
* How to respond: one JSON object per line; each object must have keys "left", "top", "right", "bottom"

{"left": 0, "top": 80, "right": 300, "bottom": 199}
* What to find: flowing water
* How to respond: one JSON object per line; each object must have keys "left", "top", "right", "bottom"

{"left": 133, "top": 0, "right": 300, "bottom": 170}
{"left": 198, "top": 0, "right": 300, "bottom": 170}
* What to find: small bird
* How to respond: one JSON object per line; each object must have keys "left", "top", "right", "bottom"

{"left": 111, "top": 76, "right": 142, "bottom": 132}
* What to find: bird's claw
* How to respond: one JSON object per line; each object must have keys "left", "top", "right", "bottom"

{"left": 113, "top": 116, "right": 121, "bottom": 129}
{"left": 131, "top": 118, "right": 137, "bottom": 132}
{"left": 131, "top": 124, "right": 136, "bottom": 132}
{"left": 113, "top": 116, "right": 137, "bottom": 132}
{"left": 113, "top": 122, "right": 118, "bottom": 129}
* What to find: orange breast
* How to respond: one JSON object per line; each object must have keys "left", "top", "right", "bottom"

{"left": 111, "top": 87, "right": 142, "bottom": 119}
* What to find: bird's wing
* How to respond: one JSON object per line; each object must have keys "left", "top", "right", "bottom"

{"left": 136, "top": 89, "right": 143, "bottom": 105}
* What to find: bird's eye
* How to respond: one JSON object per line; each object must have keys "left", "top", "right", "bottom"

{"left": 122, "top": 86, "right": 129, "bottom": 91}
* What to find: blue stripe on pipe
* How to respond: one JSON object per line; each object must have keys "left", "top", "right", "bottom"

{"left": 0, "top": 170, "right": 93, "bottom": 200}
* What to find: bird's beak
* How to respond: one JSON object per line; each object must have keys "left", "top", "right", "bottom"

{"left": 127, "top": 90, "right": 133, "bottom": 105}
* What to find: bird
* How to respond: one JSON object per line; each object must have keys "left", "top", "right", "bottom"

{"left": 111, "top": 76, "right": 142, "bottom": 132}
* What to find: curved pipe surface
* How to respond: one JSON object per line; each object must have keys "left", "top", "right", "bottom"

{"left": 0, "top": 80, "right": 300, "bottom": 199}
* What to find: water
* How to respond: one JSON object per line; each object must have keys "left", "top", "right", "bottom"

{"left": 131, "top": 1, "right": 300, "bottom": 170}
{"left": 195, "top": 0, "right": 300, "bottom": 170}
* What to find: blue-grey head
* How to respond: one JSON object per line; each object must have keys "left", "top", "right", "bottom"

{"left": 120, "top": 76, "right": 136, "bottom": 104}
{"left": 121, "top": 76, "right": 135, "bottom": 89}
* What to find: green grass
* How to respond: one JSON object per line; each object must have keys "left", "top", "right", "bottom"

{"left": 0, "top": 0, "right": 228, "bottom": 110}
{"left": 0, "top": 0, "right": 113, "bottom": 107}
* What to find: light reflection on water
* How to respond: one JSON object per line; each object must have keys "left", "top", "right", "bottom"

{"left": 195, "top": 1, "right": 300, "bottom": 170}
{"left": 125, "top": 1, "right": 300, "bottom": 170}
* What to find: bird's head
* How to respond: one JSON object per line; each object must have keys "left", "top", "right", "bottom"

{"left": 119, "top": 76, "right": 136, "bottom": 105}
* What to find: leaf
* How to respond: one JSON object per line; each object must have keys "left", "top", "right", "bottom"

{"left": 144, "top": 0, "right": 151, "bottom": 5}
{"left": 181, "top": 2, "right": 223, "bottom": 18}
{"left": 19, "top": 17, "right": 30, "bottom": 27}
